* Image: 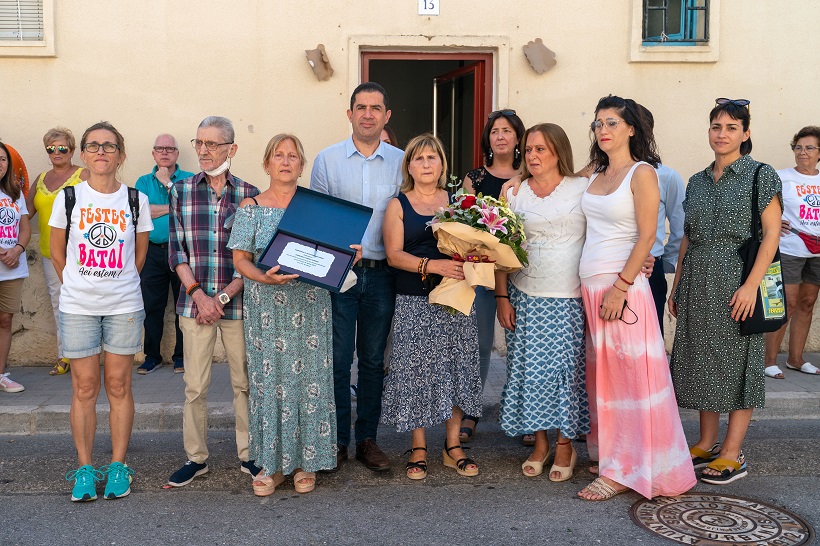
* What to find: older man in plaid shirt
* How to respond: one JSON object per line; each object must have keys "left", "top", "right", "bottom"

{"left": 166, "top": 116, "right": 260, "bottom": 487}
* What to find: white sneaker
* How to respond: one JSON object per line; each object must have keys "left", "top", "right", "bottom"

{"left": 0, "top": 372, "right": 24, "bottom": 393}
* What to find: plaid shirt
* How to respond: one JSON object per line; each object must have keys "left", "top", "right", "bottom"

{"left": 169, "top": 171, "right": 259, "bottom": 319}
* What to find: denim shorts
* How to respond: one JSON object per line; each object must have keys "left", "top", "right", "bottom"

{"left": 59, "top": 310, "right": 146, "bottom": 358}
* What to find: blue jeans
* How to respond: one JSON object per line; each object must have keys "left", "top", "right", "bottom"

{"left": 474, "top": 286, "right": 496, "bottom": 388}
{"left": 331, "top": 265, "right": 395, "bottom": 446}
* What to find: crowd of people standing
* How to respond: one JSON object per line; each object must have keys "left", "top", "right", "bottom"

{"left": 1, "top": 80, "right": 818, "bottom": 504}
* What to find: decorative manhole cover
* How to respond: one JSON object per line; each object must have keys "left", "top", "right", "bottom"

{"left": 630, "top": 493, "right": 814, "bottom": 545}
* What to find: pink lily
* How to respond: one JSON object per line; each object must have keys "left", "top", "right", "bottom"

{"left": 477, "top": 205, "right": 508, "bottom": 235}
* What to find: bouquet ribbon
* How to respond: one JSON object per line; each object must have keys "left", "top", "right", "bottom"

{"left": 429, "top": 223, "right": 524, "bottom": 315}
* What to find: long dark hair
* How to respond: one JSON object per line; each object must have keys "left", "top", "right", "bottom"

{"left": 0, "top": 143, "right": 20, "bottom": 201}
{"left": 709, "top": 102, "right": 752, "bottom": 155}
{"left": 482, "top": 110, "right": 526, "bottom": 169}
{"left": 589, "top": 95, "right": 660, "bottom": 173}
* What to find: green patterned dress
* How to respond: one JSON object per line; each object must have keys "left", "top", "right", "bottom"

{"left": 227, "top": 205, "right": 337, "bottom": 474}
{"left": 671, "top": 155, "right": 782, "bottom": 412}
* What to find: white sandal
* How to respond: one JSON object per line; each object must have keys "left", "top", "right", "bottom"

{"left": 785, "top": 362, "right": 820, "bottom": 375}
{"left": 764, "top": 365, "right": 784, "bottom": 379}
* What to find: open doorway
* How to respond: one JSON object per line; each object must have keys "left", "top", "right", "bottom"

{"left": 362, "top": 52, "right": 493, "bottom": 179}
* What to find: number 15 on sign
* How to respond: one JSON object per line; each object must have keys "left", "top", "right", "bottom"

{"left": 418, "top": 0, "right": 440, "bottom": 15}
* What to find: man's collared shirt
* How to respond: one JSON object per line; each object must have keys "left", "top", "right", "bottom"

{"left": 135, "top": 164, "right": 194, "bottom": 245}
{"left": 653, "top": 164, "right": 685, "bottom": 273}
{"left": 310, "top": 137, "right": 403, "bottom": 260}
{"left": 168, "top": 171, "right": 259, "bottom": 319}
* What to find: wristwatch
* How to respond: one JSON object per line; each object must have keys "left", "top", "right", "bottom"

{"left": 217, "top": 292, "right": 231, "bottom": 305}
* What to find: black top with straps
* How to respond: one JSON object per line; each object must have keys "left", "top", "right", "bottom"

{"left": 394, "top": 192, "right": 448, "bottom": 296}
{"left": 465, "top": 166, "right": 508, "bottom": 200}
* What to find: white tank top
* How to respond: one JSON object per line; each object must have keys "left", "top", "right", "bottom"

{"left": 579, "top": 162, "right": 646, "bottom": 278}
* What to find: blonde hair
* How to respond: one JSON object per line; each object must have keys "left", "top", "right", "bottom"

{"left": 43, "top": 126, "right": 76, "bottom": 151}
{"left": 262, "top": 133, "right": 307, "bottom": 171}
{"left": 400, "top": 133, "right": 448, "bottom": 193}
{"left": 520, "top": 123, "right": 575, "bottom": 180}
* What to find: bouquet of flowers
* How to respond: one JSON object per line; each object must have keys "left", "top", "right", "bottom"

{"left": 426, "top": 185, "right": 528, "bottom": 314}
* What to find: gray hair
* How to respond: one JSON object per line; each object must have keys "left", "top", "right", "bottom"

{"left": 198, "top": 116, "right": 235, "bottom": 143}
{"left": 154, "top": 133, "right": 179, "bottom": 148}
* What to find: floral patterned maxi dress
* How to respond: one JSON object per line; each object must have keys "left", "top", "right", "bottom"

{"left": 227, "top": 205, "right": 337, "bottom": 474}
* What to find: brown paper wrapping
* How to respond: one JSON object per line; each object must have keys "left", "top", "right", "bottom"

{"left": 428, "top": 222, "right": 525, "bottom": 315}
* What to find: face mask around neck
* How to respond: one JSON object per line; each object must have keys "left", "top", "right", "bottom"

{"left": 204, "top": 158, "right": 230, "bottom": 177}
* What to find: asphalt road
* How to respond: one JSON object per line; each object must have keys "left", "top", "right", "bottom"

{"left": 1, "top": 418, "right": 818, "bottom": 546}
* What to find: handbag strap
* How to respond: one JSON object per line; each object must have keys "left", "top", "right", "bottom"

{"left": 749, "top": 162, "right": 765, "bottom": 243}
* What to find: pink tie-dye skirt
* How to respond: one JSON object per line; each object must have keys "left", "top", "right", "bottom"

{"left": 581, "top": 273, "right": 696, "bottom": 499}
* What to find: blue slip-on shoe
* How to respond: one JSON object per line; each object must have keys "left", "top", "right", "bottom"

{"left": 137, "top": 356, "right": 163, "bottom": 375}
{"left": 66, "top": 465, "right": 103, "bottom": 502}
{"left": 173, "top": 357, "right": 184, "bottom": 374}
{"left": 100, "top": 462, "right": 135, "bottom": 499}
{"left": 240, "top": 459, "right": 262, "bottom": 477}
{"left": 168, "top": 460, "right": 208, "bottom": 487}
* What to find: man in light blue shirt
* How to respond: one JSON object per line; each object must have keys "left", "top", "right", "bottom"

{"left": 311, "top": 82, "right": 403, "bottom": 472}
{"left": 640, "top": 106, "right": 685, "bottom": 335}
{"left": 134, "top": 134, "right": 194, "bottom": 374}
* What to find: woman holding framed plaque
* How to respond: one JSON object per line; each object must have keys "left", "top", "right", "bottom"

{"left": 229, "top": 133, "right": 361, "bottom": 496}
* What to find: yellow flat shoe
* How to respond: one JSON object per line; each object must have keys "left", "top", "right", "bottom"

{"left": 50, "top": 359, "right": 70, "bottom": 376}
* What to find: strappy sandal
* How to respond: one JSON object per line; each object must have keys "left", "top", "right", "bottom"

{"left": 50, "top": 359, "right": 70, "bottom": 376}
{"left": 459, "top": 416, "right": 479, "bottom": 443}
{"left": 700, "top": 452, "right": 747, "bottom": 485}
{"left": 293, "top": 471, "right": 316, "bottom": 494}
{"left": 404, "top": 446, "right": 428, "bottom": 480}
{"left": 521, "top": 444, "right": 551, "bottom": 477}
{"left": 578, "top": 477, "right": 629, "bottom": 501}
{"left": 252, "top": 472, "right": 285, "bottom": 497}
{"left": 548, "top": 440, "right": 577, "bottom": 482}
{"left": 689, "top": 442, "right": 721, "bottom": 469}
{"left": 442, "top": 443, "right": 478, "bottom": 477}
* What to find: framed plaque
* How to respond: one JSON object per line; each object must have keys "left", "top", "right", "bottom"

{"left": 257, "top": 186, "right": 373, "bottom": 293}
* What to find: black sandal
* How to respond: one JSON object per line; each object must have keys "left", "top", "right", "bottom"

{"left": 459, "top": 415, "right": 479, "bottom": 443}
{"left": 442, "top": 443, "right": 478, "bottom": 477}
{"left": 404, "top": 447, "right": 428, "bottom": 480}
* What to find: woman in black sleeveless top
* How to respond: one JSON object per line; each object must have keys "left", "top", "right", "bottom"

{"left": 460, "top": 109, "right": 526, "bottom": 443}
{"left": 381, "top": 134, "right": 482, "bottom": 480}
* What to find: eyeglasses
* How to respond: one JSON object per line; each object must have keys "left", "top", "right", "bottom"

{"left": 83, "top": 142, "right": 119, "bottom": 153}
{"left": 590, "top": 118, "right": 624, "bottom": 132}
{"left": 792, "top": 145, "right": 820, "bottom": 153}
{"left": 191, "top": 139, "right": 233, "bottom": 151}
{"left": 46, "top": 145, "right": 70, "bottom": 155}
{"left": 488, "top": 109, "right": 516, "bottom": 119}
{"left": 153, "top": 146, "right": 178, "bottom": 154}
{"left": 715, "top": 98, "right": 750, "bottom": 107}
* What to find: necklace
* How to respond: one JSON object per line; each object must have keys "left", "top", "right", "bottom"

{"left": 601, "top": 162, "right": 631, "bottom": 194}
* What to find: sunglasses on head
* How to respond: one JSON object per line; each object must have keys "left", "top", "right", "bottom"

{"left": 715, "top": 98, "right": 750, "bottom": 107}
{"left": 488, "top": 109, "right": 516, "bottom": 119}
{"left": 46, "top": 145, "right": 70, "bottom": 155}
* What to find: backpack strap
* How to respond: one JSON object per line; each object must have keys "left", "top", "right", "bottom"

{"left": 64, "top": 186, "right": 76, "bottom": 246}
{"left": 127, "top": 186, "right": 140, "bottom": 239}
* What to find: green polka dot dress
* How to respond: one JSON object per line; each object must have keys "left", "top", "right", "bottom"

{"left": 671, "top": 155, "right": 782, "bottom": 412}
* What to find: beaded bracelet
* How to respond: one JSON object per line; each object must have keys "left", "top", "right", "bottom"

{"left": 612, "top": 283, "right": 628, "bottom": 293}
{"left": 617, "top": 273, "right": 634, "bottom": 286}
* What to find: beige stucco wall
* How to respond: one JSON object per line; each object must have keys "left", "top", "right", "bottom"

{"left": 3, "top": 1, "right": 820, "bottom": 364}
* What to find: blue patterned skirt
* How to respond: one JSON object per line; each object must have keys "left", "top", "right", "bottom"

{"left": 499, "top": 285, "right": 590, "bottom": 437}
{"left": 381, "top": 294, "right": 482, "bottom": 432}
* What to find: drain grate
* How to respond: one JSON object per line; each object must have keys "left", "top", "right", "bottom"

{"left": 630, "top": 493, "right": 815, "bottom": 545}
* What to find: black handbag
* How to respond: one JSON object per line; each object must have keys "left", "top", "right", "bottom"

{"left": 737, "top": 163, "right": 788, "bottom": 335}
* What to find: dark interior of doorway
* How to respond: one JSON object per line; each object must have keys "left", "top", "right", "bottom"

{"left": 369, "top": 59, "right": 475, "bottom": 179}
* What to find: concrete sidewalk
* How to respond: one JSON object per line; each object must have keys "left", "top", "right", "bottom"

{"left": 1, "top": 353, "right": 819, "bottom": 435}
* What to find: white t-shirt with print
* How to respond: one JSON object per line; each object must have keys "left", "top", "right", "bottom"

{"left": 48, "top": 182, "right": 153, "bottom": 315}
{"left": 0, "top": 191, "right": 29, "bottom": 281}
{"left": 779, "top": 167, "right": 820, "bottom": 258}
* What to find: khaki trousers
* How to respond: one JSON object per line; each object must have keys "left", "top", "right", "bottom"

{"left": 179, "top": 316, "right": 249, "bottom": 463}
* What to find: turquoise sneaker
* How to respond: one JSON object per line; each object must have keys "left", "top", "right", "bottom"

{"left": 65, "top": 465, "right": 102, "bottom": 502}
{"left": 100, "top": 462, "right": 135, "bottom": 499}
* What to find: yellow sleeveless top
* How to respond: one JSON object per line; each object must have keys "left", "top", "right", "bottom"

{"left": 33, "top": 168, "right": 84, "bottom": 257}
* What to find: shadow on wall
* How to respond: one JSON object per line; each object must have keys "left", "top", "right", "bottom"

{"left": 9, "top": 234, "right": 229, "bottom": 366}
